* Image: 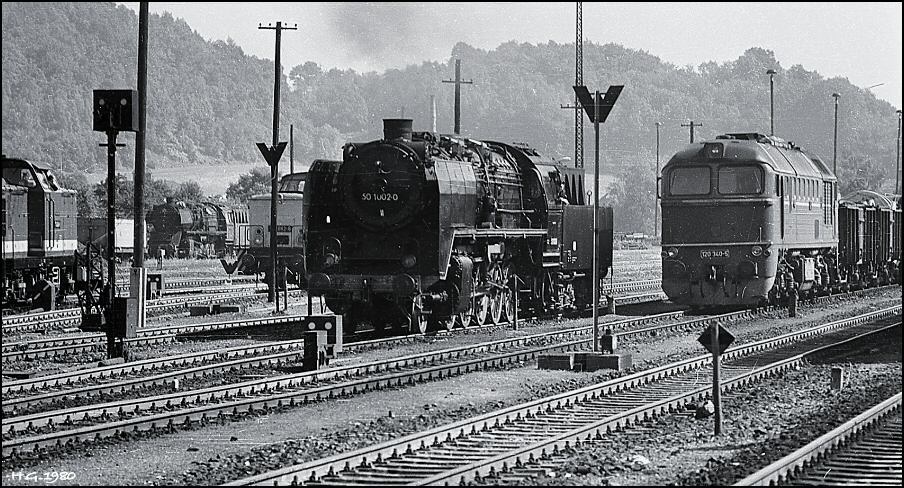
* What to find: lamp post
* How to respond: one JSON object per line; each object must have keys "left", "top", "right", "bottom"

{"left": 767, "top": 69, "right": 776, "bottom": 135}
{"left": 654, "top": 121, "right": 661, "bottom": 238}
{"left": 896, "top": 109, "right": 902, "bottom": 195}
{"left": 832, "top": 93, "right": 841, "bottom": 176}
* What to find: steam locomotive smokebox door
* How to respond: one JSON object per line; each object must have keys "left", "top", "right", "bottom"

{"left": 93, "top": 89, "right": 139, "bottom": 132}
{"left": 301, "top": 315, "right": 343, "bottom": 356}
{"left": 560, "top": 205, "right": 614, "bottom": 274}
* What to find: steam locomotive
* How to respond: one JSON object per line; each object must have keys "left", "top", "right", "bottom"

{"left": 304, "top": 119, "right": 613, "bottom": 335}
{"left": 659, "top": 133, "right": 901, "bottom": 308}
{"left": 1, "top": 156, "right": 78, "bottom": 310}
{"left": 146, "top": 199, "right": 249, "bottom": 258}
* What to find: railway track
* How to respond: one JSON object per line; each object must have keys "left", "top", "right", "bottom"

{"left": 3, "top": 303, "right": 899, "bottom": 462}
{"left": 1, "top": 288, "right": 298, "bottom": 336}
{"left": 223, "top": 308, "right": 901, "bottom": 486}
{"left": 1, "top": 281, "right": 661, "bottom": 363}
{"left": 737, "top": 392, "right": 902, "bottom": 486}
{"left": 0, "top": 309, "right": 692, "bottom": 415}
{"left": 1, "top": 297, "right": 308, "bottom": 364}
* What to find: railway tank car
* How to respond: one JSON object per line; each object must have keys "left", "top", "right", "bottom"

{"left": 659, "top": 133, "right": 900, "bottom": 308}
{"left": 2, "top": 155, "right": 78, "bottom": 310}
{"left": 304, "top": 119, "right": 613, "bottom": 335}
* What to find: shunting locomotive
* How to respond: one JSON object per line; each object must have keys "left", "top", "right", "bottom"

{"left": 660, "top": 133, "right": 900, "bottom": 308}
{"left": 304, "top": 119, "right": 614, "bottom": 335}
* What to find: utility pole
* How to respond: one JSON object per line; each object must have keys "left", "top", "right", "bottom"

{"left": 682, "top": 120, "right": 702, "bottom": 143}
{"left": 767, "top": 69, "right": 776, "bottom": 135}
{"left": 442, "top": 59, "right": 473, "bottom": 135}
{"left": 896, "top": 109, "right": 902, "bottom": 195}
{"left": 258, "top": 21, "right": 296, "bottom": 310}
{"left": 654, "top": 121, "right": 661, "bottom": 238}
{"left": 130, "top": 1, "right": 149, "bottom": 340}
{"left": 832, "top": 93, "right": 841, "bottom": 176}
{"left": 289, "top": 123, "right": 294, "bottom": 174}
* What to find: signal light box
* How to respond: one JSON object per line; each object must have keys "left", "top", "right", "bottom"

{"left": 93, "top": 89, "right": 139, "bottom": 132}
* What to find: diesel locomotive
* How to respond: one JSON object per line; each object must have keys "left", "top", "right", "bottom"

{"left": 235, "top": 167, "right": 336, "bottom": 287}
{"left": 659, "top": 133, "right": 900, "bottom": 307}
{"left": 2, "top": 156, "right": 78, "bottom": 310}
{"left": 304, "top": 119, "right": 613, "bottom": 335}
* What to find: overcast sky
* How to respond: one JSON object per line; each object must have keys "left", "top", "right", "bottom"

{"left": 120, "top": 2, "right": 902, "bottom": 108}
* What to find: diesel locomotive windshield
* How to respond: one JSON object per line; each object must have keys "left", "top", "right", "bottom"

{"left": 668, "top": 166, "right": 710, "bottom": 195}
{"left": 718, "top": 165, "right": 764, "bottom": 195}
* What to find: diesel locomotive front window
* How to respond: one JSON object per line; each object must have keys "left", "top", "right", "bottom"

{"left": 668, "top": 167, "right": 710, "bottom": 195}
{"left": 718, "top": 166, "right": 763, "bottom": 195}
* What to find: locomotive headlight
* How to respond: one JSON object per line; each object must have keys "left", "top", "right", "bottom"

{"left": 401, "top": 254, "right": 417, "bottom": 269}
{"left": 751, "top": 245, "right": 763, "bottom": 257}
{"left": 661, "top": 247, "right": 678, "bottom": 259}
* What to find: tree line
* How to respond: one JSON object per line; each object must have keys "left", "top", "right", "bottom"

{"left": 2, "top": 2, "right": 900, "bottom": 232}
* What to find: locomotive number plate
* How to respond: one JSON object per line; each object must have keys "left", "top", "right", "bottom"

{"left": 276, "top": 225, "right": 292, "bottom": 232}
{"left": 700, "top": 249, "right": 730, "bottom": 259}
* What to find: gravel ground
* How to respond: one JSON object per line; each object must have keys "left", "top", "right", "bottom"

{"left": 2, "top": 288, "right": 898, "bottom": 486}
{"left": 506, "top": 326, "right": 902, "bottom": 486}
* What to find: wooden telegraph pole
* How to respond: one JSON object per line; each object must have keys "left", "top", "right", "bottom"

{"left": 257, "top": 21, "right": 296, "bottom": 311}
{"left": 442, "top": 59, "right": 473, "bottom": 135}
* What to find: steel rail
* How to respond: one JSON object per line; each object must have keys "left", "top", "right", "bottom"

{"left": 222, "top": 307, "right": 901, "bottom": 486}
{"left": 736, "top": 392, "right": 902, "bottom": 486}
{"left": 1, "top": 281, "right": 660, "bottom": 362}
{"left": 1, "top": 310, "right": 699, "bottom": 444}
{"left": 0, "top": 308, "right": 683, "bottom": 405}
{"left": 2, "top": 288, "right": 300, "bottom": 335}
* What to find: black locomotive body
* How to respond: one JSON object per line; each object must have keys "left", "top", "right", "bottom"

{"left": 660, "top": 133, "right": 900, "bottom": 308}
{"left": 2, "top": 156, "right": 78, "bottom": 309}
{"left": 305, "top": 119, "right": 613, "bottom": 334}
{"left": 146, "top": 199, "right": 248, "bottom": 259}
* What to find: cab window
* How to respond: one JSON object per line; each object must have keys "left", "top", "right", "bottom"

{"left": 718, "top": 166, "right": 763, "bottom": 195}
{"left": 279, "top": 174, "right": 306, "bottom": 193}
{"left": 668, "top": 166, "right": 710, "bottom": 195}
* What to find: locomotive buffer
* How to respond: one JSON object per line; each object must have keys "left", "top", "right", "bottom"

{"left": 539, "top": 84, "right": 632, "bottom": 372}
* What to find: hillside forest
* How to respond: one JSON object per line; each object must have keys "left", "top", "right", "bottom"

{"left": 2, "top": 2, "right": 900, "bottom": 233}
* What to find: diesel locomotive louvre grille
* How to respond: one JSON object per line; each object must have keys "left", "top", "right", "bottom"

{"left": 304, "top": 119, "right": 614, "bottom": 335}
{"left": 660, "top": 133, "right": 901, "bottom": 309}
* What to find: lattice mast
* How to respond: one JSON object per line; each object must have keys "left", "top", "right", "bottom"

{"left": 574, "top": 2, "right": 584, "bottom": 168}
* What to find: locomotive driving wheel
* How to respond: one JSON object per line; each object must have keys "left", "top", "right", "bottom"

{"left": 407, "top": 301, "right": 428, "bottom": 335}
{"left": 501, "top": 265, "right": 516, "bottom": 322}
{"left": 489, "top": 263, "right": 504, "bottom": 325}
{"left": 475, "top": 266, "right": 491, "bottom": 326}
{"left": 456, "top": 304, "right": 473, "bottom": 328}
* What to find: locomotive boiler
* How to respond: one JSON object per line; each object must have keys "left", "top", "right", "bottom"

{"left": 305, "top": 119, "right": 613, "bottom": 335}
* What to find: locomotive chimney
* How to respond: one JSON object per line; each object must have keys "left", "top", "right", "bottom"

{"left": 383, "top": 118, "right": 413, "bottom": 141}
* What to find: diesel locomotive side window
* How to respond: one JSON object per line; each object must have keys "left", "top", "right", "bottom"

{"left": 668, "top": 167, "right": 710, "bottom": 195}
{"left": 718, "top": 166, "right": 763, "bottom": 195}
